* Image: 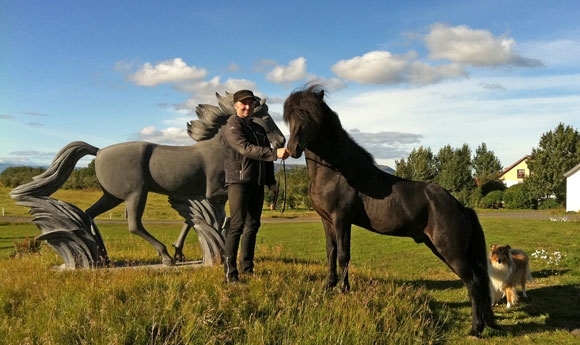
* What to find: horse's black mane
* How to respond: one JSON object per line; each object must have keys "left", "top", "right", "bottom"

{"left": 188, "top": 92, "right": 269, "bottom": 141}
{"left": 284, "top": 84, "right": 375, "bottom": 165}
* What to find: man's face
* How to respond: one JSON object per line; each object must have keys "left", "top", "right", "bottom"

{"left": 234, "top": 98, "right": 256, "bottom": 118}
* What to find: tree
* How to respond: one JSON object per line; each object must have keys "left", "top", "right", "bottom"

{"left": 62, "top": 159, "right": 99, "bottom": 189}
{"left": 471, "top": 143, "right": 505, "bottom": 203}
{"left": 526, "top": 123, "right": 580, "bottom": 204}
{"left": 394, "top": 146, "right": 436, "bottom": 182}
{"left": 472, "top": 143, "right": 503, "bottom": 183}
{"left": 0, "top": 166, "right": 45, "bottom": 187}
{"left": 394, "top": 157, "right": 412, "bottom": 180}
{"left": 435, "top": 144, "right": 474, "bottom": 194}
{"left": 274, "top": 165, "right": 311, "bottom": 209}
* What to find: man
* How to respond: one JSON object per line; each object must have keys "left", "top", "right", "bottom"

{"left": 222, "top": 89, "right": 289, "bottom": 283}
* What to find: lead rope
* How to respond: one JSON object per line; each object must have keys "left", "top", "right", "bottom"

{"left": 281, "top": 159, "right": 287, "bottom": 213}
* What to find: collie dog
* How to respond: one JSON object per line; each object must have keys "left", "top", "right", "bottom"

{"left": 488, "top": 244, "right": 533, "bottom": 308}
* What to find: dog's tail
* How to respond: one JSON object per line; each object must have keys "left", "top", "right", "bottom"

{"left": 526, "top": 264, "right": 534, "bottom": 282}
{"left": 466, "top": 207, "right": 498, "bottom": 330}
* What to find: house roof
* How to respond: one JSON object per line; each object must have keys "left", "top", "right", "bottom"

{"left": 500, "top": 155, "right": 530, "bottom": 177}
{"left": 564, "top": 162, "right": 580, "bottom": 178}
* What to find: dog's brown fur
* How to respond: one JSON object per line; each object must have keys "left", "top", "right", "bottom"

{"left": 488, "top": 244, "right": 533, "bottom": 308}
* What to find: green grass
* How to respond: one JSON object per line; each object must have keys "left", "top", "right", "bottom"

{"left": 1, "top": 187, "right": 580, "bottom": 344}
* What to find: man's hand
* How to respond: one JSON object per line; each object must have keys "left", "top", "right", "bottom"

{"left": 277, "top": 148, "right": 289, "bottom": 160}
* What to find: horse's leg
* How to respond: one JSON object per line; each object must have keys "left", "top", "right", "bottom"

{"left": 125, "top": 193, "right": 174, "bottom": 266}
{"left": 425, "top": 236, "right": 488, "bottom": 337}
{"left": 335, "top": 221, "right": 352, "bottom": 292}
{"left": 424, "top": 188, "right": 495, "bottom": 336}
{"left": 322, "top": 218, "right": 338, "bottom": 289}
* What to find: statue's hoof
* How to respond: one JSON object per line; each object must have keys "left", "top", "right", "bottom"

{"left": 162, "top": 258, "right": 175, "bottom": 266}
{"left": 174, "top": 253, "right": 185, "bottom": 262}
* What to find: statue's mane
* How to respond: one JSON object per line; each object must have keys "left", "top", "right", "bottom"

{"left": 187, "top": 92, "right": 269, "bottom": 141}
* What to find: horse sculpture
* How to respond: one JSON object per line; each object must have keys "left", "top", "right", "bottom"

{"left": 282, "top": 84, "right": 497, "bottom": 337}
{"left": 10, "top": 92, "right": 285, "bottom": 267}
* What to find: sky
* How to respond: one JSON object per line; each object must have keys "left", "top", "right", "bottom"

{"left": 1, "top": 0, "right": 579, "bottom": 170}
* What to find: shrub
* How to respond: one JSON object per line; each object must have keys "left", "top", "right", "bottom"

{"left": 11, "top": 237, "right": 42, "bottom": 257}
{"left": 480, "top": 190, "right": 503, "bottom": 209}
{"left": 503, "top": 183, "right": 537, "bottom": 209}
{"left": 538, "top": 198, "right": 562, "bottom": 210}
{"left": 480, "top": 179, "right": 506, "bottom": 196}
{"left": 469, "top": 188, "right": 483, "bottom": 208}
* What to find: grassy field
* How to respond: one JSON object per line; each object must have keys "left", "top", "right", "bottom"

{"left": 1, "top": 187, "right": 579, "bottom": 344}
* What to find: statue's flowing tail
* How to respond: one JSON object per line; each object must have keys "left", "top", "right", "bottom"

{"left": 10, "top": 141, "right": 108, "bottom": 268}
{"left": 10, "top": 141, "right": 99, "bottom": 199}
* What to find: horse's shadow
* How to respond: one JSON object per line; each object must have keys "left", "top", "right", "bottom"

{"left": 400, "top": 271, "right": 580, "bottom": 336}
{"left": 259, "top": 256, "right": 322, "bottom": 266}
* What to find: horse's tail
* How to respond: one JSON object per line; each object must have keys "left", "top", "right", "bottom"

{"left": 10, "top": 141, "right": 99, "bottom": 200}
{"left": 465, "top": 207, "right": 498, "bottom": 329}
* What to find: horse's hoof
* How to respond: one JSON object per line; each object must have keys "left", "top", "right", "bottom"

{"left": 468, "top": 329, "right": 482, "bottom": 338}
{"left": 325, "top": 280, "right": 338, "bottom": 290}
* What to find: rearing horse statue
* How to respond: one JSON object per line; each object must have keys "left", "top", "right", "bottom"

{"left": 10, "top": 92, "right": 286, "bottom": 268}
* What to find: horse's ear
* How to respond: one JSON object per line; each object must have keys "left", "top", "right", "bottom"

{"left": 316, "top": 89, "right": 324, "bottom": 100}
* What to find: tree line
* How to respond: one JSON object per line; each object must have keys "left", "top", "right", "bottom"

{"left": 394, "top": 123, "right": 580, "bottom": 209}
{"left": 2, "top": 123, "right": 579, "bottom": 210}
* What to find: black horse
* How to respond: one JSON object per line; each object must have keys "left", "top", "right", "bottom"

{"left": 282, "top": 84, "right": 497, "bottom": 337}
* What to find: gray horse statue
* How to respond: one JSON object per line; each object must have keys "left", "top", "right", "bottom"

{"left": 10, "top": 92, "right": 286, "bottom": 268}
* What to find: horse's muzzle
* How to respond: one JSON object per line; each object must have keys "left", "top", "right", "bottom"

{"left": 290, "top": 144, "right": 304, "bottom": 158}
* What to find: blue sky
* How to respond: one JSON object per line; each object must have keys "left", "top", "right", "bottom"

{"left": 1, "top": 1, "right": 579, "bottom": 169}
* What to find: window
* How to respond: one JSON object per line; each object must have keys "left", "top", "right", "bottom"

{"left": 517, "top": 169, "right": 526, "bottom": 178}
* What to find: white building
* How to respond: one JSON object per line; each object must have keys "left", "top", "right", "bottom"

{"left": 564, "top": 163, "right": 580, "bottom": 212}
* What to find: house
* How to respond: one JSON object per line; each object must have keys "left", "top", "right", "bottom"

{"left": 564, "top": 163, "right": 580, "bottom": 212}
{"left": 500, "top": 155, "right": 530, "bottom": 188}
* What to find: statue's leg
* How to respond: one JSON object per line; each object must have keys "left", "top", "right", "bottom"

{"left": 126, "top": 193, "right": 174, "bottom": 266}
{"left": 172, "top": 223, "right": 191, "bottom": 262}
{"left": 86, "top": 191, "right": 123, "bottom": 218}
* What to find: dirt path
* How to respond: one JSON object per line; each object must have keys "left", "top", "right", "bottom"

{"left": 2, "top": 210, "right": 578, "bottom": 224}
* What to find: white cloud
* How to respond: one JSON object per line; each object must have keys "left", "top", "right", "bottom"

{"left": 226, "top": 63, "right": 240, "bottom": 72}
{"left": 306, "top": 76, "right": 348, "bottom": 92}
{"left": 254, "top": 59, "right": 278, "bottom": 72}
{"left": 135, "top": 126, "right": 192, "bottom": 145}
{"left": 408, "top": 61, "right": 467, "bottom": 85}
{"left": 331, "top": 51, "right": 409, "bottom": 84}
{"left": 329, "top": 74, "right": 580, "bottom": 167}
{"left": 176, "top": 77, "right": 259, "bottom": 112}
{"left": 266, "top": 57, "right": 309, "bottom": 83}
{"left": 128, "top": 58, "right": 207, "bottom": 87}
{"left": 519, "top": 38, "right": 580, "bottom": 68}
{"left": 425, "top": 23, "right": 543, "bottom": 67}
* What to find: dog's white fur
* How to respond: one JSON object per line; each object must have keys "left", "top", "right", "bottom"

{"left": 488, "top": 244, "right": 533, "bottom": 308}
